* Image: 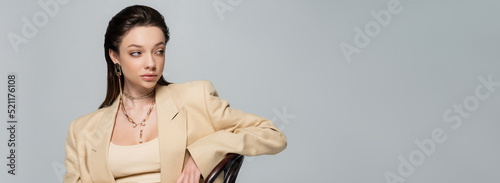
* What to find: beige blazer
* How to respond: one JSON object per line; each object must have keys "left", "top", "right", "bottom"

{"left": 63, "top": 80, "right": 287, "bottom": 183}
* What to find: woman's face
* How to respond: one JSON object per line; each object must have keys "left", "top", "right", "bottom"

{"left": 110, "top": 26, "right": 166, "bottom": 92}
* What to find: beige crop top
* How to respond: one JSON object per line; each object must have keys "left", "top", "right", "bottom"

{"left": 108, "top": 137, "right": 161, "bottom": 183}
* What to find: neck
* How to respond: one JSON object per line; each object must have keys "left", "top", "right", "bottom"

{"left": 121, "top": 93, "right": 155, "bottom": 108}
{"left": 121, "top": 85, "right": 156, "bottom": 107}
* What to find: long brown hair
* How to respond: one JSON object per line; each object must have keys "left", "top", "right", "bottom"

{"left": 99, "top": 5, "right": 172, "bottom": 109}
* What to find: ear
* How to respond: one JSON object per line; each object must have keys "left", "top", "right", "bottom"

{"left": 109, "top": 48, "right": 120, "bottom": 64}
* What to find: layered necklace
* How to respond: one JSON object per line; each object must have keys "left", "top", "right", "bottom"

{"left": 119, "top": 89, "right": 156, "bottom": 144}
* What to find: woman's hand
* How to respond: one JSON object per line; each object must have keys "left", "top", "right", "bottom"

{"left": 176, "top": 154, "right": 201, "bottom": 183}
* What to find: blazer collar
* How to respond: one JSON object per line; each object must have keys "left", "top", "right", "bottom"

{"left": 86, "top": 84, "right": 187, "bottom": 183}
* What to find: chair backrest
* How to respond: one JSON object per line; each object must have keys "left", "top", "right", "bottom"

{"left": 204, "top": 153, "right": 244, "bottom": 183}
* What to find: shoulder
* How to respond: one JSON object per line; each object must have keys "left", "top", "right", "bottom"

{"left": 159, "top": 80, "right": 219, "bottom": 108}
{"left": 68, "top": 107, "right": 109, "bottom": 134}
{"left": 165, "top": 80, "right": 217, "bottom": 97}
{"left": 167, "top": 80, "right": 213, "bottom": 92}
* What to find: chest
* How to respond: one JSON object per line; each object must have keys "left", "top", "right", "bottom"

{"left": 110, "top": 108, "right": 158, "bottom": 145}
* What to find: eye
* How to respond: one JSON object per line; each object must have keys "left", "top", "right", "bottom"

{"left": 130, "top": 52, "right": 141, "bottom": 56}
{"left": 156, "top": 50, "right": 165, "bottom": 55}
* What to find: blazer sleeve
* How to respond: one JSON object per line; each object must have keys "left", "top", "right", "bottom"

{"left": 186, "top": 80, "right": 287, "bottom": 178}
{"left": 63, "top": 121, "right": 82, "bottom": 183}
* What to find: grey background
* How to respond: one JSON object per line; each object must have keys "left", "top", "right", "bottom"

{"left": 1, "top": 0, "right": 500, "bottom": 182}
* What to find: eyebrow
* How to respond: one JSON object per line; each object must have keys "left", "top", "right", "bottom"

{"left": 127, "top": 42, "right": 165, "bottom": 48}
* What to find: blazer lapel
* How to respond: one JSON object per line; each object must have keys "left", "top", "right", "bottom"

{"left": 84, "top": 84, "right": 187, "bottom": 183}
{"left": 156, "top": 84, "right": 187, "bottom": 183}
{"left": 86, "top": 97, "right": 119, "bottom": 182}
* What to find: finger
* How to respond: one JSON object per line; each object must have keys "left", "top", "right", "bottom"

{"left": 190, "top": 171, "right": 195, "bottom": 183}
{"left": 176, "top": 173, "right": 185, "bottom": 183}
{"left": 183, "top": 172, "right": 189, "bottom": 183}
{"left": 194, "top": 171, "right": 200, "bottom": 183}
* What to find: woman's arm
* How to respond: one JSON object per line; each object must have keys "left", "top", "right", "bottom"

{"left": 187, "top": 80, "right": 287, "bottom": 178}
{"left": 63, "top": 122, "right": 82, "bottom": 183}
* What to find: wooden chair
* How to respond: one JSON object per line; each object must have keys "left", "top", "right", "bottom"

{"left": 204, "top": 153, "right": 244, "bottom": 183}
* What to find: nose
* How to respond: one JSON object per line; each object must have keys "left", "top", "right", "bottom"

{"left": 145, "top": 53, "right": 156, "bottom": 71}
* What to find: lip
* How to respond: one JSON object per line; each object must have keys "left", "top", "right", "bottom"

{"left": 140, "top": 73, "right": 157, "bottom": 81}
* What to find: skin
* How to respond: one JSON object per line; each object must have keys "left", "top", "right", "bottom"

{"left": 109, "top": 26, "right": 201, "bottom": 183}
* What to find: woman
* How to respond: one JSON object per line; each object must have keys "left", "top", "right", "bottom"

{"left": 63, "top": 4, "right": 287, "bottom": 183}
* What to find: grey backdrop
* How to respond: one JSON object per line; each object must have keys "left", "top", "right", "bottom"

{"left": 1, "top": 0, "right": 500, "bottom": 182}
